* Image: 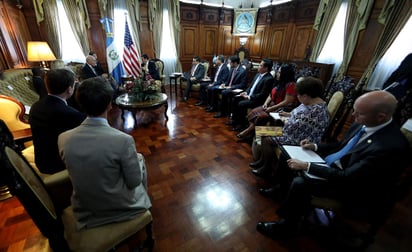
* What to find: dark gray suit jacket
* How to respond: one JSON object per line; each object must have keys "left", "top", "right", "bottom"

{"left": 29, "top": 96, "right": 85, "bottom": 174}
{"left": 245, "top": 72, "right": 274, "bottom": 105}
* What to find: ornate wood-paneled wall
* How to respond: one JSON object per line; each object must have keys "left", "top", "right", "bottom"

{"left": 0, "top": 0, "right": 32, "bottom": 70}
{"left": 0, "top": 0, "right": 392, "bottom": 86}
{"left": 179, "top": 0, "right": 320, "bottom": 73}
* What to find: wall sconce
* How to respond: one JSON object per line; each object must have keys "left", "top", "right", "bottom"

{"left": 239, "top": 37, "right": 248, "bottom": 46}
{"left": 27, "top": 41, "right": 56, "bottom": 69}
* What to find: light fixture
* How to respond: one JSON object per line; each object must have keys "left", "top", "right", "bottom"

{"left": 239, "top": 37, "right": 248, "bottom": 46}
{"left": 27, "top": 41, "right": 56, "bottom": 69}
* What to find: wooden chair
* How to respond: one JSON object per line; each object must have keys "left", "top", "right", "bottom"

{"left": 0, "top": 145, "right": 154, "bottom": 252}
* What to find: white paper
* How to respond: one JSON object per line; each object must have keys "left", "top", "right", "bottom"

{"left": 282, "top": 145, "right": 325, "bottom": 163}
{"left": 269, "top": 112, "right": 280, "bottom": 120}
{"left": 402, "top": 118, "right": 412, "bottom": 131}
{"left": 24, "top": 105, "right": 31, "bottom": 115}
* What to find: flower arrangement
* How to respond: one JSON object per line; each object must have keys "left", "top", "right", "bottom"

{"left": 124, "top": 73, "right": 159, "bottom": 101}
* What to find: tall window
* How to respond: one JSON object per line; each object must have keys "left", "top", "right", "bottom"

{"left": 113, "top": 0, "right": 129, "bottom": 62}
{"left": 56, "top": 0, "right": 85, "bottom": 63}
{"left": 367, "top": 15, "right": 412, "bottom": 90}
{"left": 160, "top": 2, "right": 178, "bottom": 75}
{"left": 316, "top": 1, "right": 348, "bottom": 74}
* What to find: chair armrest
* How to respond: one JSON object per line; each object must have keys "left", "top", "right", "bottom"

{"left": 12, "top": 128, "right": 32, "bottom": 141}
{"left": 12, "top": 128, "right": 33, "bottom": 149}
{"left": 43, "top": 169, "right": 70, "bottom": 187}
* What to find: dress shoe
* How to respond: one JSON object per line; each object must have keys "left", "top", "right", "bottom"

{"left": 226, "top": 120, "right": 234, "bottom": 126}
{"left": 214, "top": 112, "right": 225, "bottom": 118}
{"left": 206, "top": 107, "right": 216, "bottom": 112}
{"left": 195, "top": 101, "right": 205, "bottom": 106}
{"left": 249, "top": 160, "right": 263, "bottom": 168}
{"left": 259, "top": 187, "right": 277, "bottom": 197}
{"left": 232, "top": 125, "right": 244, "bottom": 131}
{"left": 236, "top": 135, "right": 253, "bottom": 143}
{"left": 259, "top": 186, "right": 286, "bottom": 200}
{"left": 180, "top": 97, "right": 188, "bottom": 102}
{"left": 256, "top": 219, "right": 295, "bottom": 238}
{"left": 251, "top": 167, "right": 269, "bottom": 178}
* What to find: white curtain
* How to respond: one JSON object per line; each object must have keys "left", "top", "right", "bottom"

{"left": 367, "top": 15, "right": 412, "bottom": 90}
{"left": 316, "top": 1, "right": 348, "bottom": 74}
{"left": 160, "top": 0, "right": 179, "bottom": 76}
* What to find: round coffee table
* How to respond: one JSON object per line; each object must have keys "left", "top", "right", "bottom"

{"left": 115, "top": 93, "right": 168, "bottom": 127}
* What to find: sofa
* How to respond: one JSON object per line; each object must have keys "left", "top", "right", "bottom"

{"left": 0, "top": 68, "right": 37, "bottom": 109}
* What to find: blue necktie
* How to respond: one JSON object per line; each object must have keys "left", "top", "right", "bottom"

{"left": 324, "top": 126, "right": 366, "bottom": 166}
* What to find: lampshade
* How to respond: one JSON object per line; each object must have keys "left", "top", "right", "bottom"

{"left": 27, "top": 41, "right": 56, "bottom": 62}
{"left": 239, "top": 37, "right": 248, "bottom": 46}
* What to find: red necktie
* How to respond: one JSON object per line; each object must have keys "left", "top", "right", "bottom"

{"left": 228, "top": 68, "right": 238, "bottom": 87}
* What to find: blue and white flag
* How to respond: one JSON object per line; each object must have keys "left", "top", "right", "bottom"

{"left": 100, "top": 17, "right": 124, "bottom": 84}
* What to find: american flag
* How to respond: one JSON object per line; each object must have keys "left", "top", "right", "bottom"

{"left": 123, "top": 20, "right": 141, "bottom": 77}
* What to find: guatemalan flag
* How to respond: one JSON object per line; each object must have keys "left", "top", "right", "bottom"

{"left": 100, "top": 17, "right": 124, "bottom": 84}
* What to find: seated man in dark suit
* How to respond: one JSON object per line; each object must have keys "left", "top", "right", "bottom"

{"left": 196, "top": 55, "right": 229, "bottom": 108}
{"left": 182, "top": 56, "right": 205, "bottom": 102}
{"left": 230, "top": 59, "right": 274, "bottom": 131}
{"left": 32, "top": 67, "right": 47, "bottom": 99}
{"left": 214, "top": 55, "right": 248, "bottom": 118}
{"left": 29, "top": 69, "right": 86, "bottom": 174}
{"left": 141, "top": 53, "right": 160, "bottom": 81}
{"left": 81, "top": 55, "right": 109, "bottom": 80}
{"left": 88, "top": 51, "right": 105, "bottom": 76}
{"left": 81, "top": 55, "right": 120, "bottom": 100}
{"left": 256, "top": 90, "right": 410, "bottom": 239}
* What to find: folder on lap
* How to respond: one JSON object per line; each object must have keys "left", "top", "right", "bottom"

{"left": 255, "top": 126, "right": 283, "bottom": 137}
{"left": 278, "top": 145, "right": 327, "bottom": 180}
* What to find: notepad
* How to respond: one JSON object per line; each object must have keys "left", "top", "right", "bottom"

{"left": 280, "top": 145, "right": 325, "bottom": 163}
{"left": 269, "top": 112, "right": 280, "bottom": 120}
{"left": 280, "top": 145, "right": 327, "bottom": 180}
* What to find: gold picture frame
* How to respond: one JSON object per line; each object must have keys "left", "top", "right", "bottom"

{"left": 233, "top": 8, "right": 258, "bottom": 36}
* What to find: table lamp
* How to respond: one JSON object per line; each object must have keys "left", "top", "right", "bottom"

{"left": 27, "top": 41, "right": 56, "bottom": 69}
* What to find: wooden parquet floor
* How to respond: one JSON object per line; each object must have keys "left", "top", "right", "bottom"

{"left": 1, "top": 86, "right": 412, "bottom": 251}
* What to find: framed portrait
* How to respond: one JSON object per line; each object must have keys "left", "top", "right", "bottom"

{"left": 233, "top": 8, "right": 259, "bottom": 36}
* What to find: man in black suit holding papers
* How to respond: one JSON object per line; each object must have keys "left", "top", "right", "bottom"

{"left": 256, "top": 90, "right": 409, "bottom": 239}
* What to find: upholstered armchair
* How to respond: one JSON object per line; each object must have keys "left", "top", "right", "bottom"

{"left": 154, "top": 58, "right": 166, "bottom": 93}
{"left": 309, "top": 123, "right": 412, "bottom": 250}
{"left": 180, "top": 61, "right": 210, "bottom": 97}
{"left": 0, "top": 95, "right": 31, "bottom": 146}
{"left": 0, "top": 95, "right": 71, "bottom": 210}
{"left": 1, "top": 146, "right": 154, "bottom": 252}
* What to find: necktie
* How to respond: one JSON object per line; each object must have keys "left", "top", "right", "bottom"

{"left": 324, "top": 126, "right": 366, "bottom": 166}
{"left": 214, "top": 65, "right": 222, "bottom": 82}
{"left": 228, "top": 68, "right": 238, "bottom": 87}
{"left": 191, "top": 64, "right": 198, "bottom": 77}
{"left": 90, "top": 65, "right": 98, "bottom": 76}
{"left": 249, "top": 74, "right": 262, "bottom": 97}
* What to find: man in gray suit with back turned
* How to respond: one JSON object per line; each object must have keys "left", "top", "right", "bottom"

{"left": 58, "top": 77, "right": 151, "bottom": 229}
